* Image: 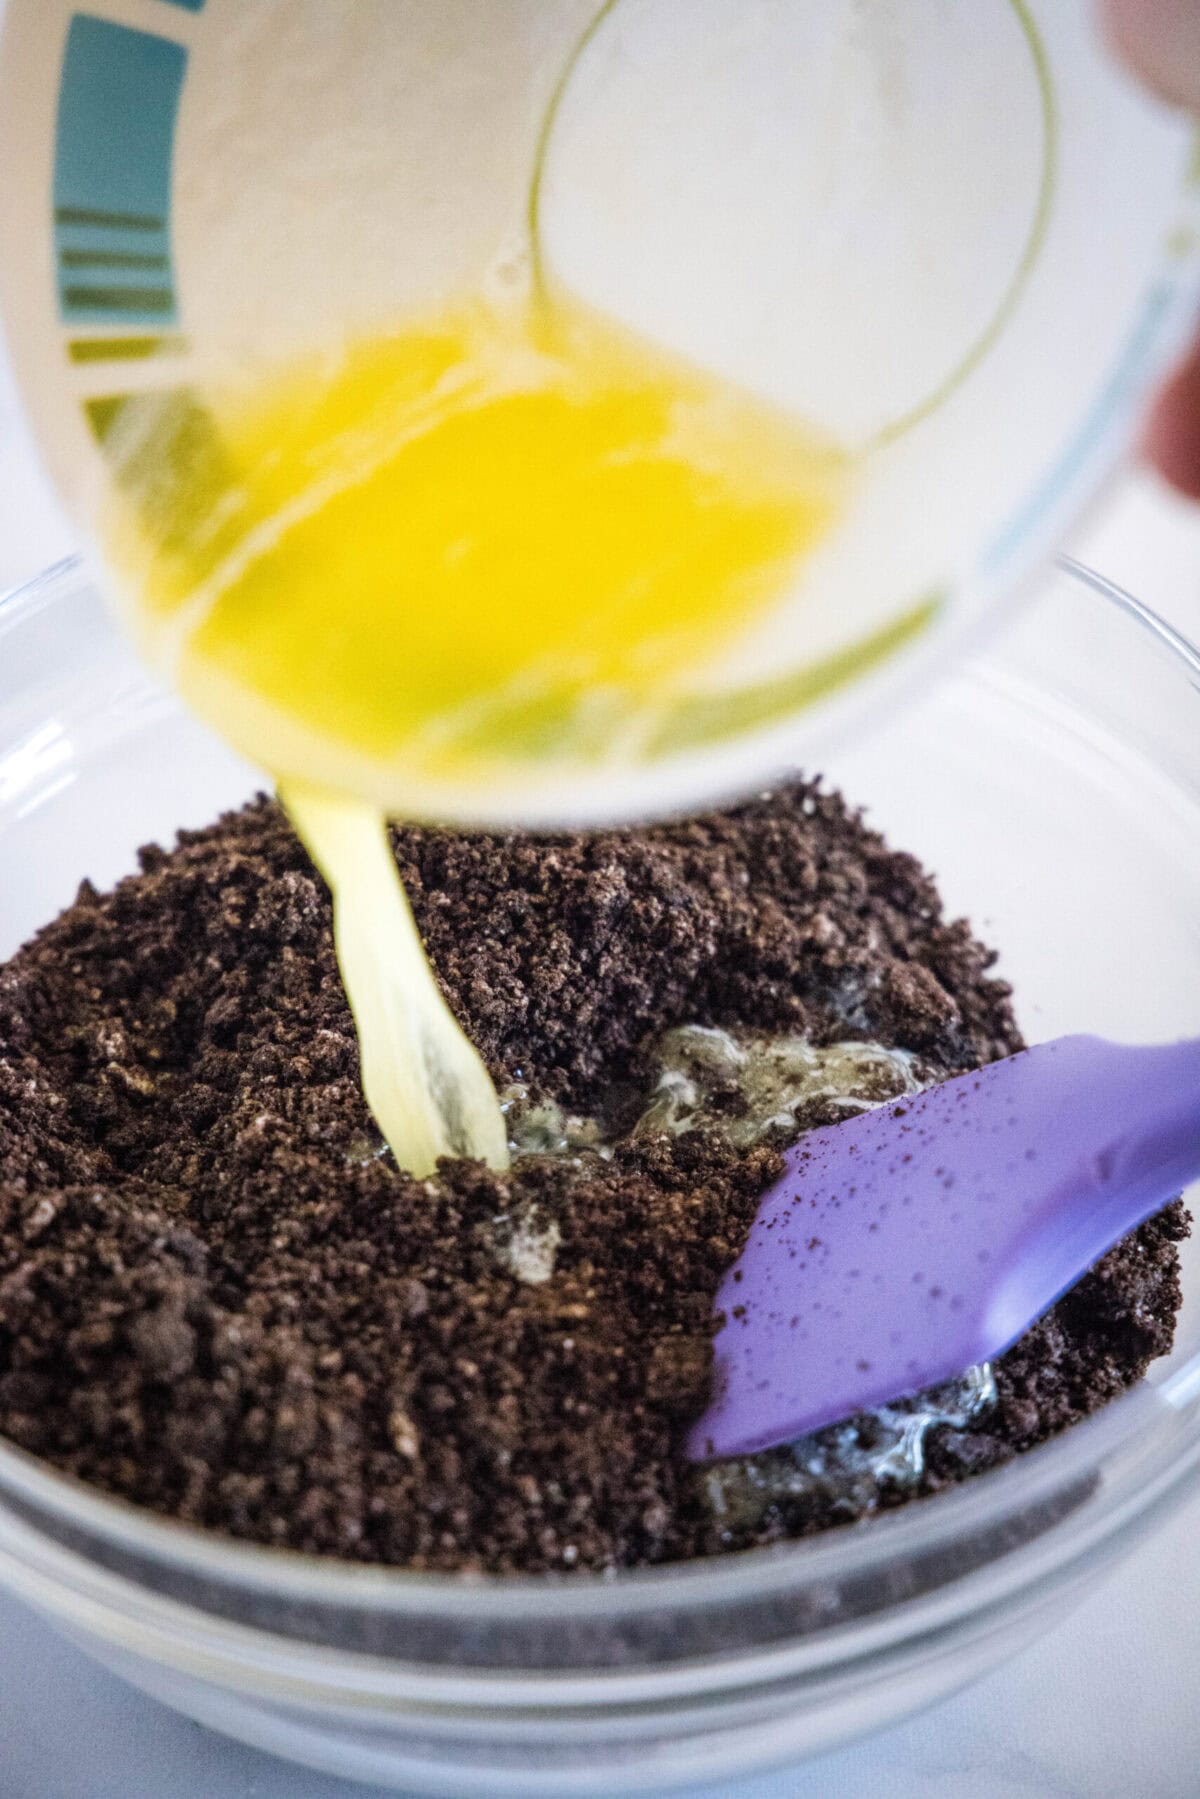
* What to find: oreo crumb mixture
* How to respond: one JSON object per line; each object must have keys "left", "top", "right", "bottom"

{"left": 0, "top": 785, "right": 1187, "bottom": 1571}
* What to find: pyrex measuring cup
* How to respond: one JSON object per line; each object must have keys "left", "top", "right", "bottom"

{"left": 0, "top": 0, "right": 1198, "bottom": 826}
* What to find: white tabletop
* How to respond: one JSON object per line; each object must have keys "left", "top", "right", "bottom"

{"left": 2, "top": 349, "right": 1200, "bottom": 1799}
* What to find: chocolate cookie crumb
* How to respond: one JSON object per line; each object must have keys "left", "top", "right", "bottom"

{"left": 0, "top": 783, "right": 1186, "bottom": 1570}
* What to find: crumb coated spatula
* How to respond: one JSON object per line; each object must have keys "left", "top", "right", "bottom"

{"left": 689, "top": 1035, "right": 1200, "bottom": 1462}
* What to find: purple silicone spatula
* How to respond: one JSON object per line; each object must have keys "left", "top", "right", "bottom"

{"left": 689, "top": 1034, "right": 1200, "bottom": 1462}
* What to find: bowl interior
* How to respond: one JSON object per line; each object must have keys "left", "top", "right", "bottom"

{"left": 0, "top": 553, "right": 1198, "bottom": 1618}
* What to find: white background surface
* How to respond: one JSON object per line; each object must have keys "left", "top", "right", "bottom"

{"left": 2, "top": 340, "right": 1200, "bottom": 1796}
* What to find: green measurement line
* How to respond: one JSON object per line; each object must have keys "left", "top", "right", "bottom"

{"left": 61, "top": 285, "right": 175, "bottom": 314}
{"left": 60, "top": 248, "right": 170, "bottom": 271}
{"left": 55, "top": 204, "right": 165, "bottom": 232}
{"left": 68, "top": 334, "right": 186, "bottom": 363}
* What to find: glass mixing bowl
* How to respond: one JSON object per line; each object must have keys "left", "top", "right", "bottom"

{"left": 0, "top": 556, "right": 1197, "bottom": 1796}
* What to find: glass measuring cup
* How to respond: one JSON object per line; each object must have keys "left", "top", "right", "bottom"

{"left": 0, "top": 0, "right": 1197, "bottom": 826}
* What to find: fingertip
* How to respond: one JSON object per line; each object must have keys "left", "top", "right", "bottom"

{"left": 1098, "top": 0, "right": 1200, "bottom": 111}
{"left": 1142, "top": 342, "right": 1200, "bottom": 502}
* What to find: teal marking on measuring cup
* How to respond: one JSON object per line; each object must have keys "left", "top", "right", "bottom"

{"left": 53, "top": 16, "right": 186, "bottom": 328}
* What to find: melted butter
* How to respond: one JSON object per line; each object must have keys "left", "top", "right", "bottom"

{"left": 636, "top": 1023, "right": 926, "bottom": 1145}
{"left": 490, "top": 1205, "right": 563, "bottom": 1285}
{"left": 97, "top": 294, "right": 848, "bottom": 1172}
{"left": 284, "top": 784, "right": 509, "bottom": 1174}
{"left": 500, "top": 1023, "right": 927, "bottom": 1170}
{"left": 501, "top": 1082, "right": 611, "bottom": 1161}
{"left": 703, "top": 1363, "right": 997, "bottom": 1535}
{"left": 102, "top": 295, "right": 847, "bottom": 787}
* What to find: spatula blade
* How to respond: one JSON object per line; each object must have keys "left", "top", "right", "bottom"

{"left": 689, "top": 1034, "right": 1200, "bottom": 1461}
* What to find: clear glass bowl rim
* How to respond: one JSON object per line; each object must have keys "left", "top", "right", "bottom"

{"left": 0, "top": 551, "right": 1198, "bottom": 1631}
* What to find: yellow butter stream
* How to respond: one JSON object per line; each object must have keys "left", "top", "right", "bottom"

{"left": 96, "top": 295, "right": 848, "bottom": 1171}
